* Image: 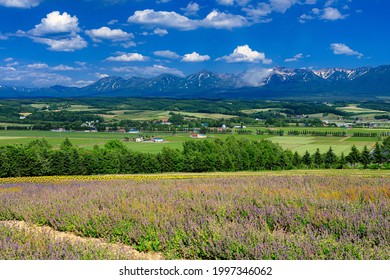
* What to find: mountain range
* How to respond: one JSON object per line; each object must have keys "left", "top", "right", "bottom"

{"left": 1, "top": 65, "right": 390, "bottom": 100}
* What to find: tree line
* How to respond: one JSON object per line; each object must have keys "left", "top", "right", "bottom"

{"left": 0, "top": 137, "right": 389, "bottom": 178}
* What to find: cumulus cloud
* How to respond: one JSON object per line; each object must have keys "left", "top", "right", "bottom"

{"left": 112, "top": 64, "right": 184, "bottom": 78}
{"left": 299, "top": 7, "right": 347, "bottom": 22}
{"left": 270, "top": 0, "right": 298, "bottom": 13}
{"left": 27, "top": 63, "right": 49, "bottom": 69}
{"left": 241, "top": 68, "right": 274, "bottom": 87}
{"left": 32, "top": 35, "right": 88, "bottom": 52}
{"left": 330, "top": 43, "right": 363, "bottom": 58}
{"left": 52, "top": 64, "right": 80, "bottom": 71}
{"left": 181, "top": 2, "right": 200, "bottom": 16}
{"left": 284, "top": 53, "right": 304, "bottom": 62}
{"left": 320, "top": 7, "right": 347, "bottom": 20}
{"left": 0, "top": 65, "right": 74, "bottom": 87}
{"left": 202, "top": 10, "right": 248, "bottom": 29}
{"left": 217, "top": 45, "right": 272, "bottom": 64}
{"left": 181, "top": 52, "right": 210, "bottom": 62}
{"left": 153, "top": 28, "right": 168, "bottom": 36}
{"left": 29, "top": 11, "right": 80, "bottom": 36}
{"left": 15, "top": 11, "right": 88, "bottom": 52}
{"left": 243, "top": 3, "right": 272, "bottom": 21}
{"left": 0, "top": 0, "right": 42, "bottom": 8}
{"left": 216, "top": 0, "right": 250, "bottom": 6}
{"left": 128, "top": 9, "right": 195, "bottom": 30}
{"left": 128, "top": 9, "right": 248, "bottom": 30}
{"left": 153, "top": 50, "right": 180, "bottom": 59}
{"left": 106, "top": 53, "right": 148, "bottom": 62}
{"left": 85, "top": 27, "right": 134, "bottom": 42}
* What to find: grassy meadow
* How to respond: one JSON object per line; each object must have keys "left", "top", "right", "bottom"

{"left": 0, "top": 128, "right": 386, "bottom": 154}
{"left": 0, "top": 171, "right": 389, "bottom": 260}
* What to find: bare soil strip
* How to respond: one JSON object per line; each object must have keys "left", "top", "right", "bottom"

{"left": 0, "top": 220, "right": 163, "bottom": 260}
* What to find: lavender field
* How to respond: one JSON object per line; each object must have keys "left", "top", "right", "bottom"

{"left": 0, "top": 172, "right": 389, "bottom": 260}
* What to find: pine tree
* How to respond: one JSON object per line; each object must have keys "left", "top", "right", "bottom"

{"left": 293, "top": 151, "right": 301, "bottom": 168}
{"left": 382, "top": 136, "right": 390, "bottom": 162}
{"left": 338, "top": 152, "right": 347, "bottom": 169}
{"left": 372, "top": 142, "right": 383, "bottom": 164}
{"left": 360, "top": 146, "right": 371, "bottom": 169}
{"left": 302, "top": 150, "right": 311, "bottom": 168}
{"left": 313, "top": 148, "right": 323, "bottom": 169}
{"left": 346, "top": 145, "right": 360, "bottom": 167}
{"left": 60, "top": 137, "right": 73, "bottom": 150}
{"left": 324, "top": 147, "right": 337, "bottom": 169}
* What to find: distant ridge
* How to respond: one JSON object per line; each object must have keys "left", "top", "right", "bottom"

{"left": 1, "top": 65, "right": 390, "bottom": 100}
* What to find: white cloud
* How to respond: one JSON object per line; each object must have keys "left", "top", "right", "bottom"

{"left": 85, "top": 26, "right": 134, "bottom": 42}
{"left": 270, "top": 0, "right": 298, "bottom": 13}
{"left": 107, "top": 19, "right": 119, "bottom": 25}
{"left": 96, "top": 73, "right": 110, "bottom": 79}
{"left": 181, "top": 2, "right": 200, "bottom": 16}
{"left": 330, "top": 43, "right": 363, "bottom": 58}
{"left": 4, "top": 57, "right": 13, "bottom": 62}
{"left": 106, "top": 53, "right": 148, "bottom": 62}
{"left": 32, "top": 35, "right": 88, "bottom": 52}
{"left": 217, "top": 0, "right": 234, "bottom": 5}
{"left": 30, "top": 11, "right": 80, "bottom": 36}
{"left": 243, "top": 3, "right": 272, "bottom": 21}
{"left": 128, "top": 9, "right": 196, "bottom": 30}
{"left": 27, "top": 63, "right": 49, "bottom": 69}
{"left": 153, "top": 50, "right": 180, "bottom": 60}
{"left": 0, "top": 65, "right": 74, "bottom": 87}
{"left": 153, "top": 28, "right": 168, "bottom": 36}
{"left": 128, "top": 9, "right": 248, "bottom": 30}
{"left": 202, "top": 10, "right": 248, "bottom": 29}
{"left": 299, "top": 7, "right": 347, "bottom": 22}
{"left": 320, "top": 7, "right": 347, "bottom": 20}
{"left": 216, "top": 0, "right": 249, "bottom": 6}
{"left": 217, "top": 45, "right": 272, "bottom": 64}
{"left": 112, "top": 64, "right": 184, "bottom": 77}
{"left": 284, "top": 53, "right": 304, "bottom": 62}
{"left": 0, "top": 0, "right": 42, "bottom": 8}
{"left": 52, "top": 64, "right": 80, "bottom": 71}
{"left": 325, "top": 0, "right": 335, "bottom": 7}
{"left": 241, "top": 68, "right": 274, "bottom": 86}
{"left": 181, "top": 52, "right": 210, "bottom": 62}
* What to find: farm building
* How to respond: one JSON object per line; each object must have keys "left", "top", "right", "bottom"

{"left": 190, "top": 133, "right": 207, "bottom": 138}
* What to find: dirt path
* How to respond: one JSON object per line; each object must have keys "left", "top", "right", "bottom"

{"left": 339, "top": 136, "right": 352, "bottom": 142}
{"left": 0, "top": 220, "right": 163, "bottom": 260}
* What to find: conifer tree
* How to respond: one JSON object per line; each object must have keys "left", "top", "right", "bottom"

{"left": 302, "top": 150, "right": 311, "bottom": 168}
{"left": 324, "top": 147, "right": 337, "bottom": 169}
{"left": 313, "top": 148, "right": 322, "bottom": 169}
{"left": 346, "top": 145, "right": 360, "bottom": 167}
{"left": 338, "top": 152, "right": 347, "bottom": 169}
{"left": 360, "top": 146, "right": 371, "bottom": 169}
{"left": 372, "top": 142, "right": 383, "bottom": 164}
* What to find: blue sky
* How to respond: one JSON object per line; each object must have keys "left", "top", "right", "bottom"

{"left": 0, "top": 0, "right": 389, "bottom": 87}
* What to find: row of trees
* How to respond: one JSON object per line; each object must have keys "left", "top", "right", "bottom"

{"left": 0, "top": 137, "right": 389, "bottom": 178}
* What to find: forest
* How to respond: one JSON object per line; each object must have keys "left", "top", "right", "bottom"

{"left": 0, "top": 136, "right": 389, "bottom": 178}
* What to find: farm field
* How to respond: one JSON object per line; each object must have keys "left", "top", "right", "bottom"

{"left": 0, "top": 170, "right": 389, "bottom": 260}
{"left": 100, "top": 110, "right": 237, "bottom": 121}
{"left": 0, "top": 129, "right": 386, "bottom": 154}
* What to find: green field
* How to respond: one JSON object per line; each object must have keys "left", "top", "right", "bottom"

{"left": 99, "top": 110, "right": 237, "bottom": 121}
{"left": 337, "top": 105, "right": 386, "bottom": 114}
{"left": 0, "top": 129, "right": 385, "bottom": 155}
